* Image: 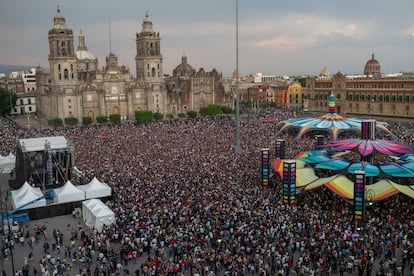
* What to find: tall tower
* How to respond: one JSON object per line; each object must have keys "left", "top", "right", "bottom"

{"left": 48, "top": 7, "right": 77, "bottom": 86}
{"left": 135, "top": 12, "right": 163, "bottom": 82}
{"left": 45, "top": 7, "right": 81, "bottom": 120}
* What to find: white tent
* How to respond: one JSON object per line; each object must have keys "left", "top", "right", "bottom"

{"left": 12, "top": 186, "right": 46, "bottom": 210}
{"left": 82, "top": 199, "right": 101, "bottom": 227}
{"left": 53, "top": 180, "right": 85, "bottom": 204}
{"left": 11, "top": 182, "right": 33, "bottom": 199}
{"left": 82, "top": 199, "right": 115, "bottom": 232}
{"left": 78, "top": 177, "right": 112, "bottom": 199}
{"left": 0, "top": 152, "right": 16, "bottom": 173}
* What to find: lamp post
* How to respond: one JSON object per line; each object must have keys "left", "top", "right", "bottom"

{"left": 234, "top": 0, "right": 241, "bottom": 153}
{"left": 370, "top": 99, "right": 375, "bottom": 118}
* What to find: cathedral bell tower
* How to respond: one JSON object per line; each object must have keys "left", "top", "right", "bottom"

{"left": 135, "top": 12, "right": 163, "bottom": 82}
{"left": 48, "top": 7, "right": 77, "bottom": 86}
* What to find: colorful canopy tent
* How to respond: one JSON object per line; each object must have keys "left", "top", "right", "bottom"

{"left": 274, "top": 120, "right": 414, "bottom": 201}
{"left": 78, "top": 177, "right": 111, "bottom": 199}
{"left": 277, "top": 92, "right": 391, "bottom": 141}
{"left": 82, "top": 199, "right": 115, "bottom": 232}
{"left": 53, "top": 180, "right": 85, "bottom": 204}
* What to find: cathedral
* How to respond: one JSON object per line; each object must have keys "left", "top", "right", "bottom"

{"left": 36, "top": 8, "right": 227, "bottom": 122}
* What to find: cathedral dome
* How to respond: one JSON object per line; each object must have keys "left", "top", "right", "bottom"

{"left": 76, "top": 50, "right": 95, "bottom": 60}
{"left": 320, "top": 67, "right": 330, "bottom": 77}
{"left": 173, "top": 55, "right": 195, "bottom": 78}
{"left": 364, "top": 53, "right": 381, "bottom": 76}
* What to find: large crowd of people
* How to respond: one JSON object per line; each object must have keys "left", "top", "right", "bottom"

{"left": 1, "top": 110, "right": 414, "bottom": 276}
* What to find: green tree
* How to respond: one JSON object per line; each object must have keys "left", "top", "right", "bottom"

{"left": 153, "top": 112, "right": 164, "bottom": 121}
{"left": 221, "top": 105, "right": 233, "bottom": 114}
{"left": 199, "top": 104, "right": 222, "bottom": 116}
{"left": 135, "top": 110, "right": 153, "bottom": 123}
{"left": 47, "top": 118, "right": 63, "bottom": 127}
{"left": 109, "top": 114, "right": 121, "bottom": 124}
{"left": 296, "top": 77, "right": 306, "bottom": 87}
{"left": 96, "top": 115, "right": 108, "bottom": 124}
{"left": 186, "top": 110, "right": 197, "bottom": 118}
{"left": 64, "top": 117, "right": 78, "bottom": 126}
{"left": 177, "top": 112, "right": 186, "bottom": 118}
{"left": 82, "top": 116, "right": 92, "bottom": 125}
{"left": 0, "top": 88, "right": 17, "bottom": 115}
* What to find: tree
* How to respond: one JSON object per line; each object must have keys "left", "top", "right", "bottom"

{"left": 186, "top": 110, "right": 197, "bottom": 119}
{"left": 64, "top": 117, "right": 78, "bottom": 126}
{"left": 0, "top": 87, "right": 17, "bottom": 115}
{"left": 178, "top": 113, "right": 186, "bottom": 118}
{"left": 82, "top": 117, "right": 92, "bottom": 125}
{"left": 296, "top": 77, "right": 306, "bottom": 88}
{"left": 199, "top": 104, "right": 222, "bottom": 116}
{"left": 153, "top": 112, "right": 164, "bottom": 121}
{"left": 109, "top": 114, "right": 121, "bottom": 124}
{"left": 135, "top": 110, "right": 153, "bottom": 123}
{"left": 47, "top": 118, "right": 63, "bottom": 127}
{"left": 96, "top": 115, "right": 108, "bottom": 124}
{"left": 221, "top": 105, "right": 233, "bottom": 114}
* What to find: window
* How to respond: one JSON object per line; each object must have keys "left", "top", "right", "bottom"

{"left": 64, "top": 69, "right": 68, "bottom": 80}
{"left": 385, "top": 95, "right": 390, "bottom": 102}
{"left": 28, "top": 106, "right": 32, "bottom": 112}
{"left": 28, "top": 99, "right": 31, "bottom": 104}
{"left": 68, "top": 99, "right": 71, "bottom": 103}
{"left": 20, "top": 99, "right": 24, "bottom": 105}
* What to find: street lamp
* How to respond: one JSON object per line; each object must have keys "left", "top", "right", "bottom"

{"left": 234, "top": 0, "right": 241, "bottom": 154}
{"left": 370, "top": 99, "right": 375, "bottom": 118}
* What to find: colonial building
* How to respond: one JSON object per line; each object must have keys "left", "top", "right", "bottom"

{"left": 36, "top": 9, "right": 168, "bottom": 122}
{"left": 165, "top": 55, "right": 227, "bottom": 115}
{"left": 305, "top": 54, "right": 414, "bottom": 118}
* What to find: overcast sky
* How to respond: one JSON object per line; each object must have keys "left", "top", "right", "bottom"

{"left": 1, "top": 0, "right": 414, "bottom": 77}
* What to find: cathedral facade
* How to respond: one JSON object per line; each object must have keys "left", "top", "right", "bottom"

{"left": 36, "top": 9, "right": 227, "bottom": 122}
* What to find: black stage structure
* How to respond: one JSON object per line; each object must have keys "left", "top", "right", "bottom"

{"left": 13, "top": 136, "right": 75, "bottom": 190}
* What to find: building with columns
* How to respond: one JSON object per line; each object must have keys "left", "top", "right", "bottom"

{"left": 305, "top": 54, "right": 414, "bottom": 118}
{"left": 35, "top": 8, "right": 231, "bottom": 122}
{"left": 36, "top": 9, "right": 168, "bottom": 122}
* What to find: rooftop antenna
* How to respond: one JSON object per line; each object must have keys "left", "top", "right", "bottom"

{"left": 108, "top": 21, "right": 112, "bottom": 54}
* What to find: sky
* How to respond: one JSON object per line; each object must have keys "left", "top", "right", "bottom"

{"left": 1, "top": 0, "right": 414, "bottom": 78}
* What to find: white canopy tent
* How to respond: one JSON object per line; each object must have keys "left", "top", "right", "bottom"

{"left": 78, "top": 177, "right": 111, "bottom": 199}
{"left": 11, "top": 185, "right": 46, "bottom": 210}
{"left": 82, "top": 199, "right": 115, "bottom": 232}
{"left": 0, "top": 152, "right": 15, "bottom": 173}
{"left": 53, "top": 180, "right": 85, "bottom": 204}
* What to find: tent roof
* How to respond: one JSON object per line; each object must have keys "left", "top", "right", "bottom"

{"left": 18, "top": 136, "right": 68, "bottom": 152}
{"left": 54, "top": 180, "right": 84, "bottom": 195}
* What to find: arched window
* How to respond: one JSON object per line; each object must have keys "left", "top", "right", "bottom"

{"left": 64, "top": 69, "right": 68, "bottom": 80}
{"left": 152, "top": 67, "right": 155, "bottom": 77}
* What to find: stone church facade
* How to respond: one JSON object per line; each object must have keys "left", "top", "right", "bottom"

{"left": 36, "top": 8, "right": 227, "bottom": 122}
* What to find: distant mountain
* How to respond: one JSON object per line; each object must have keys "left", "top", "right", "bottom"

{"left": 0, "top": 65, "right": 37, "bottom": 76}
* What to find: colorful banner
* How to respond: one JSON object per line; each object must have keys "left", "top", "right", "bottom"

{"left": 275, "top": 140, "right": 285, "bottom": 159}
{"left": 283, "top": 160, "right": 296, "bottom": 205}
{"left": 353, "top": 170, "right": 365, "bottom": 226}
{"left": 261, "top": 148, "right": 270, "bottom": 186}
